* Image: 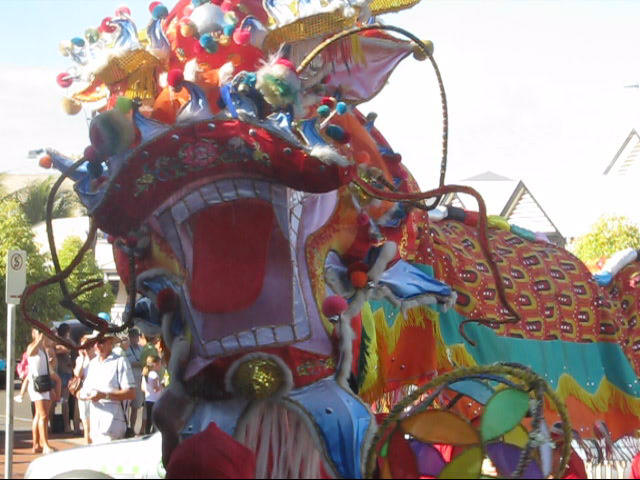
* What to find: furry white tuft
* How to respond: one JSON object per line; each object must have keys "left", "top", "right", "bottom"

{"left": 310, "top": 145, "right": 351, "bottom": 167}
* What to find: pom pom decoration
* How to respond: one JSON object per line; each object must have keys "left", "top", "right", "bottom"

{"left": 99, "top": 17, "right": 117, "bottom": 33}
{"left": 325, "top": 124, "right": 350, "bottom": 144}
{"left": 61, "top": 96, "right": 82, "bottom": 115}
{"left": 89, "top": 109, "right": 136, "bottom": 157}
{"left": 180, "top": 19, "right": 198, "bottom": 37}
{"left": 255, "top": 56, "right": 301, "bottom": 111}
{"left": 56, "top": 73, "right": 74, "bottom": 88}
{"left": 190, "top": 2, "right": 225, "bottom": 35}
{"left": 232, "top": 28, "right": 251, "bottom": 45}
{"left": 322, "top": 295, "right": 348, "bottom": 318}
{"left": 167, "top": 69, "right": 185, "bottom": 89}
{"left": 192, "top": 0, "right": 209, "bottom": 6}
{"left": 223, "top": 24, "right": 234, "bottom": 37}
{"left": 199, "top": 33, "right": 219, "bottom": 53}
{"left": 317, "top": 105, "right": 331, "bottom": 117}
{"left": 83, "top": 145, "right": 99, "bottom": 163}
{"left": 149, "top": 1, "right": 162, "bottom": 12}
{"left": 350, "top": 270, "right": 369, "bottom": 289}
{"left": 223, "top": 11, "right": 238, "bottom": 26}
{"left": 38, "top": 155, "right": 53, "bottom": 169}
{"left": 84, "top": 28, "right": 100, "bottom": 44}
{"left": 115, "top": 5, "right": 132, "bottom": 17}
{"left": 221, "top": 0, "right": 235, "bottom": 12}
{"left": 157, "top": 288, "right": 179, "bottom": 313}
{"left": 335, "top": 101, "right": 347, "bottom": 115}
{"left": 71, "top": 37, "right": 85, "bottom": 47}
{"left": 152, "top": 4, "right": 169, "bottom": 19}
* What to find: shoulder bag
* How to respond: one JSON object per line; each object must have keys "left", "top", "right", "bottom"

{"left": 33, "top": 350, "right": 53, "bottom": 393}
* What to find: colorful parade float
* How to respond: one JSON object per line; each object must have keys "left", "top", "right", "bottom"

{"left": 23, "top": 0, "right": 640, "bottom": 477}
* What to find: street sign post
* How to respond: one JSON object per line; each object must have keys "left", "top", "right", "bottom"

{"left": 5, "top": 249, "right": 26, "bottom": 480}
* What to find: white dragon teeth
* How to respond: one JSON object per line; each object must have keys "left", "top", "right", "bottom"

{"left": 156, "top": 178, "right": 311, "bottom": 357}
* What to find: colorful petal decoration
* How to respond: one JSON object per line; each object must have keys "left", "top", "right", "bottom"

{"left": 448, "top": 379, "right": 495, "bottom": 405}
{"left": 503, "top": 424, "right": 529, "bottom": 448}
{"left": 409, "top": 440, "right": 446, "bottom": 478}
{"left": 481, "top": 389, "right": 530, "bottom": 441}
{"left": 485, "top": 442, "right": 543, "bottom": 478}
{"left": 402, "top": 410, "right": 481, "bottom": 446}
{"left": 438, "top": 446, "right": 483, "bottom": 479}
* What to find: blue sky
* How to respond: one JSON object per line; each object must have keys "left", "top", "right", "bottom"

{"left": 2, "top": 0, "right": 640, "bottom": 236}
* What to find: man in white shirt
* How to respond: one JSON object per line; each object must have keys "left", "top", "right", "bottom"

{"left": 81, "top": 331, "right": 136, "bottom": 444}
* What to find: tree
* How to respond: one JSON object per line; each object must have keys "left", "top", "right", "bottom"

{"left": 0, "top": 198, "right": 62, "bottom": 357}
{"left": 58, "top": 236, "right": 115, "bottom": 317}
{"left": 15, "top": 176, "right": 80, "bottom": 226}
{"left": 570, "top": 215, "right": 640, "bottom": 268}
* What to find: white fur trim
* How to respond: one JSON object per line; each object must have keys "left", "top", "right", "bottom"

{"left": 183, "top": 59, "right": 199, "bottom": 82}
{"left": 310, "top": 145, "right": 351, "bottom": 167}
{"left": 224, "top": 352, "right": 294, "bottom": 399}
{"left": 218, "top": 61, "right": 235, "bottom": 85}
{"left": 189, "top": 2, "right": 225, "bottom": 35}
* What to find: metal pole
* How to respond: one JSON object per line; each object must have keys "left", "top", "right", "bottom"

{"left": 5, "top": 303, "right": 16, "bottom": 479}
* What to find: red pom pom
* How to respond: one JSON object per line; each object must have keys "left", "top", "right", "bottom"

{"left": 149, "top": 1, "right": 162, "bottom": 13}
{"left": 232, "top": 28, "right": 251, "bottom": 45}
{"left": 167, "top": 69, "right": 184, "bottom": 88}
{"left": 115, "top": 5, "right": 131, "bottom": 17}
{"left": 99, "top": 17, "right": 117, "bottom": 33}
{"left": 347, "top": 261, "right": 369, "bottom": 275}
{"left": 211, "top": 0, "right": 224, "bottom": 4}
{"left": 275, "top": 58, "right": 296, "bottom": 72}
{"left": 320, "top": 96, "right": 334, "bottom": 107}
{"left": 84, "top": 145, "right": 99, "bottom": 162}
{"left": 56, "top": 73, "right": 73, "bottom": 88}
{"left": 356, "top": 212, "right": 370, "bottom": 226}
{"left": 39, "top": 155, "right": 53, "bottom": 169}
{"left": 322, "top": 295, "right": 348, "bottom": 318}
{"left": 221, "top": 0, "right": 234, "bottom": 11}
{"left": 157, "top": 288, "right": 178, "bottom": 313}
{"left": 350, "top": 271, "right": 368, "bottom": 289}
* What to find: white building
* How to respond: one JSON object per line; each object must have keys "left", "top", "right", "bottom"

{"left": 440, "top": 171, "right": 565, "bottom": 247}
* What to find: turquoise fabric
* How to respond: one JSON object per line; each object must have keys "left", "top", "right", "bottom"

{"left": 438, "top": 307, "right": 640, "bottom": 398}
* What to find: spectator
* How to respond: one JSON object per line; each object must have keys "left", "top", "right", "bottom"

{"left": 141, "top": 354, "right": 164, "bottom": 434}
{"left": 26, "top": 329, "right": 55, "bottom": 454}
{"left": 80, "top": 330, "right": 136, "bottom": 444}
{"left": 55, "top": 323, "right": 76, "bottom": 434}
{"left": 74, "top": 334, "right": 95, "bottom": 444}
{"left": 124, "top": 328, "right": 144, "bottom": 435}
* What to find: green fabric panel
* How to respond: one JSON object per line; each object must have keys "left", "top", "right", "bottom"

{"left": 438, "top": 308, "right": 640, "bottom": 398}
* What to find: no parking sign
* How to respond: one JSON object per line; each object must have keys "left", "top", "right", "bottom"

{"left": 6, "top": 249, "right": 26, "bottom": 304}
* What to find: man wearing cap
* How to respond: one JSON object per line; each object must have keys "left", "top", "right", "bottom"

{"left": 80, "top": 331, "right": 136, "bottom": 444}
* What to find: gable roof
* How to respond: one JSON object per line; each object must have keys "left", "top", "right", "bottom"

{"left": 603, "top": 129, "right": 640, "bottom": 176}
{"left": 440, "top": 172, "right": 563, "bottom": 238}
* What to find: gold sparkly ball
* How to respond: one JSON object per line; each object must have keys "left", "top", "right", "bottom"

{"left": 232, "top": 357, "right": 285, "bottom": 399}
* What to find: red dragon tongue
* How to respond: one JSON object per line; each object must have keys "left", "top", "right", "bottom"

{"left": 189, "top": 199, "right": 274, "bottom": 313}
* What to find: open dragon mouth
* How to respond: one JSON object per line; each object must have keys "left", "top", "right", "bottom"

{"left": 151, "top": 176, "right": 311, "bottom": 358}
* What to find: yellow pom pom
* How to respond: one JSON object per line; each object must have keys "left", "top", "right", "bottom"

{"left": 61, "top": 96, "right": 82, "bottom": 115}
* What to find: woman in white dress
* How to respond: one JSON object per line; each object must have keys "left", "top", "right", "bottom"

{"left": 73, "top": 334, "right": 95, "bottom": 444}
{"left": 26, "top": 329, "right": 55, "bottom": 454}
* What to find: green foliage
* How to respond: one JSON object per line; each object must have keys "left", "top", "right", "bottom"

{"left": 571, "top": 215, "right": 640, "bottom": 266}
{"left": 15, "top": 176, "right": 79, "bottom": 226}
{"left": 58, "top": 236, "right": 115, "bottom": 316}
{"left": 0, "top": 198, "right": 62, "bottom": 357}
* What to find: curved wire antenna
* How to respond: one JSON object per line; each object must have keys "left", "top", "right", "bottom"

{"left": 297, "top": 23, "right": 448, "bottom": 204}
{"left": 20, "top": 158, "right": 137, "bottom": 349}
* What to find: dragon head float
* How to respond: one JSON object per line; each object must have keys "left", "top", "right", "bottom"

{"left": 25, "top": 0, "right": 640, "bottom": 477}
